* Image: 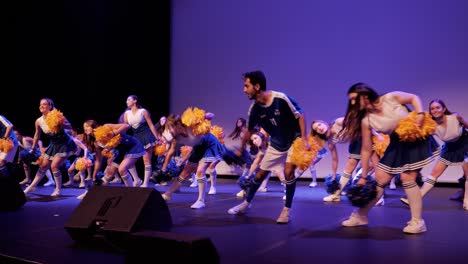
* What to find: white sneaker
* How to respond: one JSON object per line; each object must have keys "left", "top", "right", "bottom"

{"left": 400, "top": 197, "right": 409, "bottom": 206}
{"left": 257, "top": 187, "right": 267, "bottom": 192}
{"left": 23, "top": 185, "right": 37, "bottom": 194}
{"left": 323, "top": 194, "right": 340, "bottom": 202}
{"left": 375, "top": 197, "right": 385, "bottom": 206}
{"left": 403, "top": 219, "right": 427, "bottom": 234}
{"left": 208, "top": 187, "right": 216, "bottom": 195}
{"left": 342, "top": 212, "right": 368, "bottom": 227}
{"left": 189, "top": 181, "right": 198, "bottom": 188}
{"left": 50, "top": 189, "right": 61, "bottom": 197}
{"left": 309, "top": 181, "right": 317, "bottom": 188}
{"left": 43, "top": 180, "right": 55, "bottom": 187}
{"left": 162, "top": 193, "right": 171, "bottom": 201}
{"left": 133, "top": 178, "right": 143, "bottom": 187}
{"left": 389, "top": 181, "right": 396, "bottom": 190}
{"left": 236, "top": 190, "right": 246, "bottom": 198}
{"left": 190, "top": 200, "right": 205, "bottom": 209}
{"left": 63, "top": 181, "right": 73, "bottom": 187}
{"left": 228, "top": 202, "right": 250, "bottom": 215}
{"left": 276, "top": 207, "right": 291, "bottom": 224}
{"left": 77, "top": 191, "right": 88, "bottom": 200}
{"left": 110, "top": 177, "right": 122, "bottom": 184}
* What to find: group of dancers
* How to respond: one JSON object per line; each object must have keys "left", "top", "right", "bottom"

{"left": 0, "top": 71, "right": 466, "bottom": 234}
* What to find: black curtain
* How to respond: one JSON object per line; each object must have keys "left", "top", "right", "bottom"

{"left": 10, "top": 0, "right": 171, "bottom": 136}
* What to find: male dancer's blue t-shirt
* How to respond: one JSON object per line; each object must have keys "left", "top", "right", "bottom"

{"left": 247, "top": 91, "right": 302, "bottom": 152}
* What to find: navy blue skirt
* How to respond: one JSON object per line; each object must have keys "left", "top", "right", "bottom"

{"left": 439, "top": 129, "right": 468, "bottom": 166}
{"left": 377, "top": 133, "right": 440, "bottom": 174}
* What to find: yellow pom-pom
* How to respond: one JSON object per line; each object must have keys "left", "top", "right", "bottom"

{"left": 290, "top": 137, "right": 321, "bottom": 170}
{"left": 395, "top": 112, "right": 437, "bottom": 142}
{"left": 181, "top": 107, "right": 211, "bottom": 135}
{"left": 210, "top": 125, "right": 225, "bottom": 144}
{"left": 372, "top": 133, "right": 390, "bottom": 157}
{"left": 180, "top": 145, "right": 193, "bottom": 160}
{"left": 0, "top": 138, "right": 14, "bottom": 153}
{"left": 45, "top": 109, "right": 65, "bottom": 134}
{"left": 193, "top": 119, "right": 211, "bottom": 135}
{"left": 94, "top": 125, "right": 121, "bottom": 149}
{"left": 154, "top": 143, "right": 167, "bottom": 156}
{"left": 101, "top": 149, "right": 114, "bottom": 159}
{"left": 181, "top": 107, "right": 206, "bottom": 127}
{"left": 75, "top": 157, "right": 92, "bottom": 171}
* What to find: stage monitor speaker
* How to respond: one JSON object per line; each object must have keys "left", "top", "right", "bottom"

{"left": 64, "top": 185, "right": 172, "bottom": 243}
{"left": 0, "top": 173, "right": 26, "bottom": 212}
{"left": 124, "top": 231, "right": 220, "bottom": 264}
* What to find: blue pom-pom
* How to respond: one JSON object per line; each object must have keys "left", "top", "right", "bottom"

{"left": 237, "top": 175, "right": 254, "bottom": 190}
{"left": 324, "top": 174, "right": 341, "bottom": 194}
{"left": 346, "top": 175, "right": 377, "bottom": 208}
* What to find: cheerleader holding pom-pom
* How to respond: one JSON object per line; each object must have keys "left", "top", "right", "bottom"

{"left": 158, "top": 108, "right": 225, "bottom": 209}
{"left": 340, "top": 83, "right": 439, "bottom": 234}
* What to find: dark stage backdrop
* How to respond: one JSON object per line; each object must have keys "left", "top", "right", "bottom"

{"left": 10, "top": 0, "right": 171, "bottom": 136}
{"left": 170, "top": 0, "right": 468, "bottom": 182}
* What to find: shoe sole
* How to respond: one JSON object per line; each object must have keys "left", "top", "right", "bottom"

{"left": 400, "top": 198, "right": 409, "bottom": 206}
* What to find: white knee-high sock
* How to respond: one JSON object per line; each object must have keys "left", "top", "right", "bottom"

{"left": 464, "top": 180, "right": 468, "bottom": 207}
{"left": 208, "top": 168, "right": 217, "bottom": 189}
{"left": 420, "top": 175, "right": 436, "bottom": 198}
{"left": 259, "top": 173, "right": 271, "bottom": 189}
{"left": 309, "top": 167, "right": 317, "bottom": 183}
{"left": 52, "top": 171, "right": 62, "bottom": 191}
{"left": 143, "top": 165, "right": 152, "bottom": 186}
{"left": 337, "top": 172, "right": 352, "bottom": 194}
{"left": 121, "top": 173, "right": 133, "bottom": 187}
{"left": 197, "top": 176, "right": 207, "bottom": 202}
{"left": 128, "top": 166, "right": 140, "bottom": 183}
{"left": 403, "top": 181, "right": 423, "bottom": 220}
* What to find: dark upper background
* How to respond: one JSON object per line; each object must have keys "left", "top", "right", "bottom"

{"left": 10, "top": 0, "right": 171, "bottom": 136}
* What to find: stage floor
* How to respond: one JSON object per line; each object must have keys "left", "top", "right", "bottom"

{"left": 0, "top": 177, "right": 466, "bottom": 264}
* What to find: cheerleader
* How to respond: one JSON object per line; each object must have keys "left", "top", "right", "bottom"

{"left": 340, "top": 83, "right": 439, "bottom": 234}
{"left": 23, "top": 98, "right": 80, "bottom": 196}
{"left": 159, "top": 109, "right": 225, "bottom": 209}
{"left": 123, "top": 95, "right": 160, "bottom": 187}
{"left": 400, "top": 99, "right": 468, "bottom": 209}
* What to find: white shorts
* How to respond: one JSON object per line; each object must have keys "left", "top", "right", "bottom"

{"left": 259, "top": 145, "right": 292, "bottom": 174}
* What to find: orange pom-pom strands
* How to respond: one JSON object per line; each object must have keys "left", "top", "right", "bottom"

{"left": 395, "top": 112, "right": 436, "bottom": 142}
{"left": 45, "top": 109, "right": 66, "bottom": 134}
{"left": 181, "top": 107, "right": 212, "bottom": 135}
{"left": 0, "top": 138, "right": 14, "bottom": 152}
{"left": 94, "top": 125, "right": 121, "bottom": 149}
{"left": 75, "top": 157, "right": 93, "bottom": 171}
{"left": 290, "top": 136, "right": 322, "bottom": 170}
{"left": 180, "top": 145, "right": 193, "bottom": 160}
{"left": 154, "top": 143, "right": 168, "bottom": 156}
{"left": 210, "top": 125, "right": 225, "bottom": 144}
{"left": 372, "top": 132, "right": 390, "bottom": 157}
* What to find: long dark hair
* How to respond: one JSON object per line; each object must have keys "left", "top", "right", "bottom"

{"left": 228, "top": 117, "right": 247, "bottom": 140}
{"left": 429, "top": 99, "right": 452, "bottom": 117}
{"left": 82, "top": 119, "right": 100, "bottom": 153}
{"left": 341, "top": 82, "right": 379, "bottom": 142}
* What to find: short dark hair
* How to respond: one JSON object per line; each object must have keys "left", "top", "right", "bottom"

{"left": 242, "top": 70, "right": 267, "bottom": 91}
